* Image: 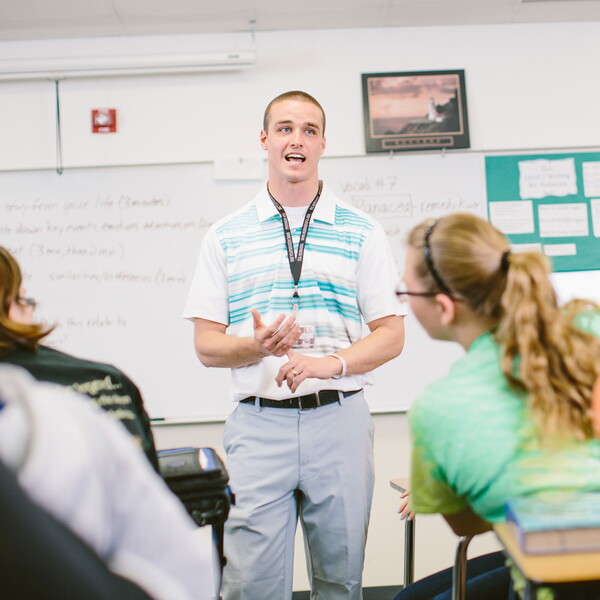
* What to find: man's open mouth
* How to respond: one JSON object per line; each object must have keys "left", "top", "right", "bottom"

{"left": 285, "top": 153, "right": 305, "bottom": 163}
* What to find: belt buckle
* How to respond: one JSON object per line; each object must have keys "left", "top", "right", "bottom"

{"left": 298, "top": 393, "right": 320, "bottom": 410}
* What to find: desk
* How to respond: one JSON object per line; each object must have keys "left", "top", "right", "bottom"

{"left": 390, "top": 478, "right": 415, "bottom": 587}
{"left": 495, "top": 523, "right": 600, "bottom": 599}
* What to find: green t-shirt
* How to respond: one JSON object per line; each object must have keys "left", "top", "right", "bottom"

{"left": 409, "top": 311, "right": 600, "bottom": 523}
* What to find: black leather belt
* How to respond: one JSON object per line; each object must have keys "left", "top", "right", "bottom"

{"left": 240, "top": 389, "right": 362, "bottom": 410}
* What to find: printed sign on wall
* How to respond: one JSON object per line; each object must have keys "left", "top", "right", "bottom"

{"left": 485, "top": 152, "right": 600, "bottom": 272}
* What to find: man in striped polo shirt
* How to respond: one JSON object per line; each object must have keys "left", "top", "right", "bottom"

{"left": 184, "top": 90, "right": 405, "bottom": 600}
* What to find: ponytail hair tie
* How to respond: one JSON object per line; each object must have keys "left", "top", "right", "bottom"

{"left": 500, "top": 250, "right": 511, "bottom": 273}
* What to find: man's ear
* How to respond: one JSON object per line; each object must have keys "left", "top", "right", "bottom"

{"left": 435, "top": 293, "right": 457, "bottom": 327}
{"left": 320, "top": 135, "right": 326, "bottom": 155}
{"left": 260, "top": 129, "right": 268, "bottom": 151}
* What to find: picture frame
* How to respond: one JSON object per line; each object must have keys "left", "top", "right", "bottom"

{"left": 361, "top": 69, "right": 470, "bottom": 153}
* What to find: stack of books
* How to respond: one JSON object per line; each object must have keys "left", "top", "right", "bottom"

{"left": 505, "top": 492, "right": 600, "bottom": 554}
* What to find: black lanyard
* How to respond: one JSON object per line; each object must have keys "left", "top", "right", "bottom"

{"left": 267, "top": 180, "right": 323, "bottom": 312}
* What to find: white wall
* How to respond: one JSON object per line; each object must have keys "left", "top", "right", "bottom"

{"left": 2, "top": 19, "right": 598, "bottom": 589}
{"left": 1, "top": 21, "right": 600, "bottom": 171}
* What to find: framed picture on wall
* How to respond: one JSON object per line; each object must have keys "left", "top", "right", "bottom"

{"left": 361, "top": 69, "right": 470, "bottom": 153}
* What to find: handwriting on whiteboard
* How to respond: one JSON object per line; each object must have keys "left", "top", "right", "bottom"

{"left": 325, "top": 165, "right": 486, "bottom": 268}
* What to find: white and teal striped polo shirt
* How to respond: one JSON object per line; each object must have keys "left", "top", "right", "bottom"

{"left": 183, "top": 183, "right": 404, "bottom": 401}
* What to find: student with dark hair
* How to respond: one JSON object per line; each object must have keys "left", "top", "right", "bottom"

{"left": 0, "top": 246, "right": 158, "bottom": 469}
{"left": 394, "top": 213, "right": 600, "bottom": 600}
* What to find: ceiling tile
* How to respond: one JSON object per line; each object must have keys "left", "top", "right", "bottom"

{"left": 1, "top": 0, "right": 600, "bottom": 42}
{"left": 253, "top": 6, "right": 385, "bottom": 31}
{"left": 0, "top": 0, "right": 114, "bottom": 20}
{"left": 114, "top": 0, "right": 252, "bottom": 18}
{"left": 513, "top": 1, "right": 600, "bottom": 21}
{"left": 386, "top": 1, "right": 517, "bottom": 27}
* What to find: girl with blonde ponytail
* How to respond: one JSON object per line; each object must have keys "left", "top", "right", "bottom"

{"left": 394, "top": 213, "right": 600, "bottom": 600}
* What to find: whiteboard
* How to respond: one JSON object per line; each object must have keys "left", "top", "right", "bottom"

{"left": 2, "top": 154, "right": 597, "bottom": 421}
{"left": 320, "top": 153, "right": 487, "bottom": 415}
{"left": 0, "top": 164, "right": 256, "bottom": 421}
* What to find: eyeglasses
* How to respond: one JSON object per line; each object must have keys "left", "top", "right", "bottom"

{"left": 395, "top": 290, "right": 439, "bottom": 301}
{"left": 17, "top": 296, "right": 37, "bottom": 310}
{"left": 395, "top": 288, "right": 463, "bottom": 302}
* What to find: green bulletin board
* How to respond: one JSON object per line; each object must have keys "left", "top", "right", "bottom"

{"left": 485, "top": 152, "right": 600, "bottom": 272}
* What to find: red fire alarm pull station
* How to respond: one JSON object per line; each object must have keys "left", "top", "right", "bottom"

{"left": 92, "top": 108, "right": 117, "bottom": 133}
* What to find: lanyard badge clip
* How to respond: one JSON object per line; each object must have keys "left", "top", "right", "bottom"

{"left": 290, "top": 285, "right": 300, "bottom": 314}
